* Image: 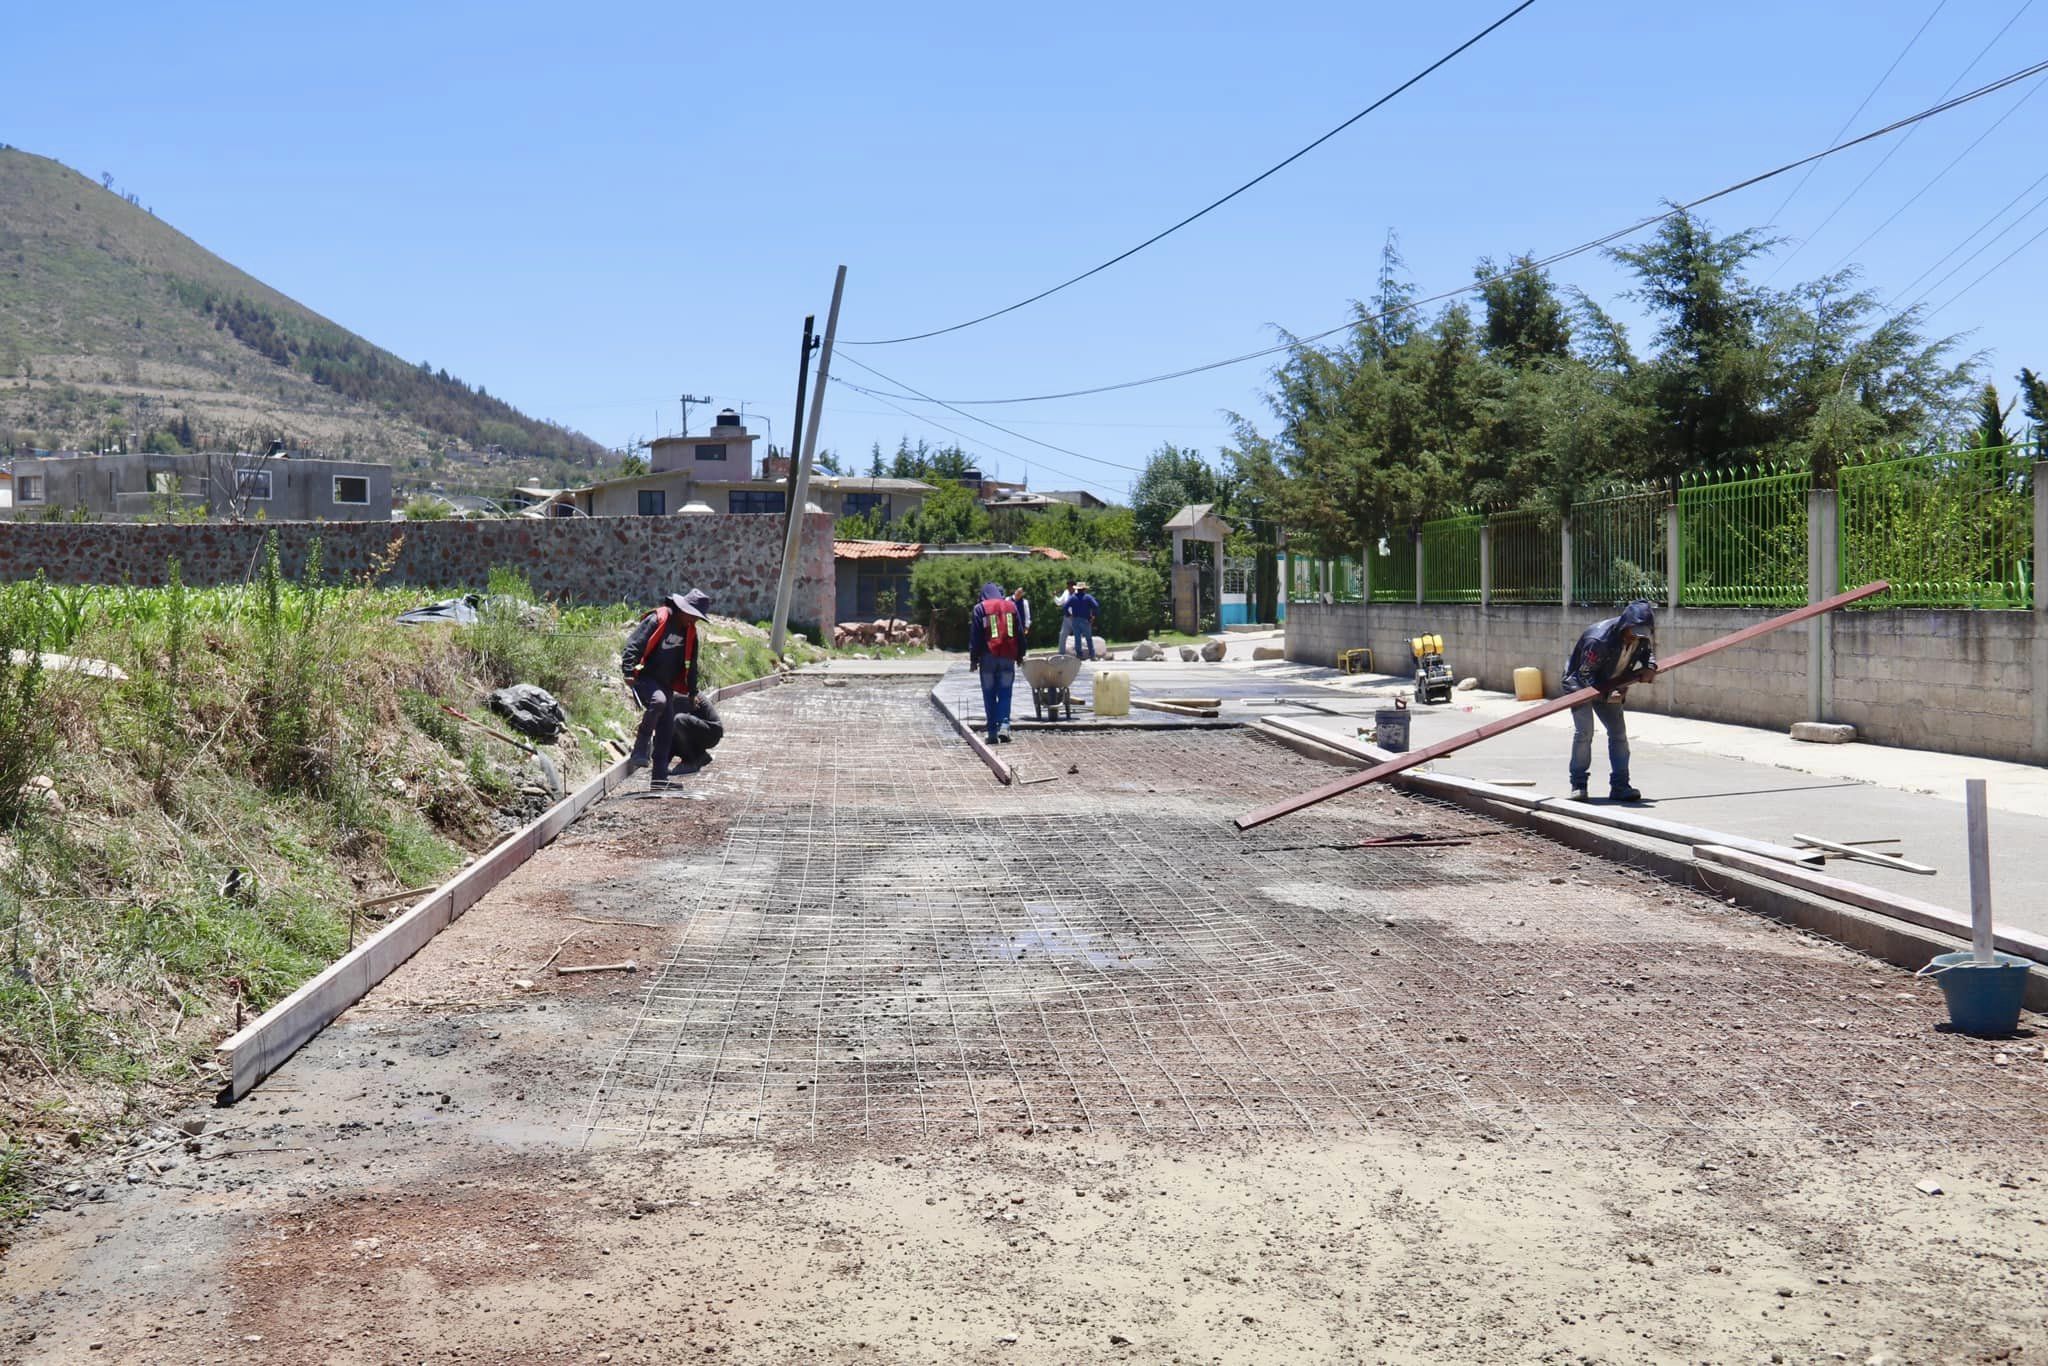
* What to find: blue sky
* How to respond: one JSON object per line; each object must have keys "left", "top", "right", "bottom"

{"left": 8, "top": 1, "right": 2044, "bottom": 499}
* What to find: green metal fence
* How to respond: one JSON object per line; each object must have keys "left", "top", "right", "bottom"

{"left": 1678, "top": 463, "right": 1808, "bottom": 607}
{"left": 1838, "top": 443, "right": 2035, "bottom": 609}
{"left": 1420, "top": 513, "right": 1484, "bottom": 603}
{"left": 1368, "top": 535, "right": 1415, "bottom": 603}
{"left": 1571, "top": 487, "right": 1667, "bottom": 605}
{"left": 1487, "top": 507, "right": 1560, "bottom": 603}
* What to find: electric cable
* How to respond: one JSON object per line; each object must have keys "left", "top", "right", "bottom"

{"left": 842, "top": 0, "right": 1539, "bottom": 346}
{"left": 1923, "top": 214, "right": 2048, "bottom": 317}
{"left": 1896, "top": 181, "right": 2048, "bottom": 315}
{"left": 1887, "top": 167, "right": 2048, "bottom": 305}
{"left": 867, "top": 57, "right": 2048, "bottom": 406}
{"left": 1761, "top": 0, "right": 1950, "bottom": 231}
{"left": 1768, "top": 0, "right": 2036, "bottom": 279}
{"left": 827, "top": 379, "right": 1129, "bottom": 499}
{"left": 833, "top": 353, "right": 1150, "bottom": 473}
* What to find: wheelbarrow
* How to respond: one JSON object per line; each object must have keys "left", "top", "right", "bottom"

{"left": 1021, "top": 652, "right": 1082, "bottom": 721}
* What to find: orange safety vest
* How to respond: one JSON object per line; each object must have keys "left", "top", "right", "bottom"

{"left": 631, "top": 606, "right": 698, "bottom": 682}
{"left": 981, "top": 596, "right": 1021, "bottom": 660}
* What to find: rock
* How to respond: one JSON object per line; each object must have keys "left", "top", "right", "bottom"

{"left": 1177, "top": 646, "right": 1199, "bottom": 662}
{"left": 1130, "top": 641, "right": 1165, "bottom": 662}
{"left": 1455, "top": 676, "right": 1479, "bottom": 691}
{"left": 1252, "top": 645, "right": 1284, "bottom": 660}
{"left": 1914, "top": 1179, "right": 1944, "bottom": 1196}
{"left": 177, "top": 1117, "right": 208, "bottom": 1137}
{"left": 1199, "top": 640, "right": 1226, "bottom": 662}
{"left": 1791, "top": 721, "right": 1856, "bottom": 744}
{"left": 996, "top": 1333, "right": 1019, "bottom": 1346}
{"left": 1092, "top": 635, "right": 1108, "bottom": 657}
{"left": 1109, "top": 1333, "right": 1131, "bottom": 1346}
{"left": 488, "top": 684, "right": 567, "bottom": 742}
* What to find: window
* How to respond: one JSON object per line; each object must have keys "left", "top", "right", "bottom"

{"left": 332, "top": 475, "right": 370, "bottom": 505}
{"left": 855, "top": 568, "right": 911, "bottom": 617}
{"left": 637, "top": 489, "right": 666, "bottom": 516}
{"left": 694, "top": 443, "right": 728, "bottom": 462}
{"left": 236, "top": 469, "right": 272, "bottom": 501}
{"left": 728, "top": 490, "right": 786, "bottom": 515}
{"left": 18, "top": 475, "right": 43, "bottom": 502}
{"left": 842, "top": 491, "right": 887, "bottom": 518}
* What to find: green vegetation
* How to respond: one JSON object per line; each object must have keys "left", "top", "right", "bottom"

{"left": 0, "top": 550, "right": 797, "bottom": 1208}
{"left": 0, "top": 147, "right": 605, "bottom": 473}
{"left": 909, "top": 554, "right": 1163, "bottom": 650}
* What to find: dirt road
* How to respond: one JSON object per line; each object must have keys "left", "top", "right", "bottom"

{"left": 6, "top": 679, "right": 2045, "bottom": 1363}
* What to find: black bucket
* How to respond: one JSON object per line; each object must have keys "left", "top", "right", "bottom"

{"left": 1375, "top": 705, "right": 1410, "bottom": 752}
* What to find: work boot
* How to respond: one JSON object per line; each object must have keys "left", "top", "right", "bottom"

{"left": 1569, "top": 785, "right": 1589, "bottom": 801}
{"left": 1610, "top": 784, "right": 1644, "bottom": 802}
{"left": 625, "top": 750, "right": 649, "bottom": 773}
{"left": 997, "top": 728, "right": 1013, "bottom": 744}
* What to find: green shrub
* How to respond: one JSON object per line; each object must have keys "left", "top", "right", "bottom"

{"left": 908, "top": 555, "right": 1164, "bottom": 649}
{"left": 0, "top": 582, "right": 52, "bottom": 827}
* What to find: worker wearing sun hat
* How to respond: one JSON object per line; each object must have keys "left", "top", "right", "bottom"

{"left": 621, "top": 588, "right": 711, "bottom": 784}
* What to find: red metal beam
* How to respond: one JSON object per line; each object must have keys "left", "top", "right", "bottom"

{"left": 1235, "top": 581, "right": 1890, "bottom": 831}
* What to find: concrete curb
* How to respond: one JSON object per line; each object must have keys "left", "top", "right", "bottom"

{"left": 214, "top": 673, "right": 789, "bottom": 1103}
{"left": 1251, "top": 720, "right": 2048, "bottom": 1011}
{"left": 929, "top": 674, "right": 1013, "bottom": 785}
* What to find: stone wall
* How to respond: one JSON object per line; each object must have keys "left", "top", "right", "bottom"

{"left": 1288, "top": 601, "right": 2038, "bottom": 762}
{"left": 0, "top": 514, "right": 838, "bottom": 635}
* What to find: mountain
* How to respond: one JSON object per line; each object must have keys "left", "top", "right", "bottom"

{"left": 0, "top": 147, "right": 608, "bottom": 486}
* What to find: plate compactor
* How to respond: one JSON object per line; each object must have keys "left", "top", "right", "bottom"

{"left": 1411, "top": 634, "right": 1454, "bottom": 705}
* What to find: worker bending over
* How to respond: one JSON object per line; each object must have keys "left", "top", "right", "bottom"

{"left": 1562, "top": 599, "right": 1658, "bottom": 802}
{"left": 621, "top": 588, "right": 711, "bottom": 786}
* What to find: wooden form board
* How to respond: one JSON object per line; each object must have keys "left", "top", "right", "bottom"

{"left": 215, "top": 674, "right": 788, "bottom": 1102}
{"left": 1237, "top": 582, "right": 1891, "bottom": 830}
{"left": 1696, "top": 845, "right": 2048, "bottom": 967}
{"left": 1256, "top": 715, "right": 1821, "bottom": 867}
{"left": 928, "top": 680, "right": 1013, "bottom": 785}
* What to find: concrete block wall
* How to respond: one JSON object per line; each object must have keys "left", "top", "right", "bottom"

{"left": 1287, "top": 602, "right": 2038, "bottom": 763}
{"left": 0, "top": 513, "right": 839, "bottom": 635}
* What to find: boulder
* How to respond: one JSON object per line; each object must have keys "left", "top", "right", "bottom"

{"left": 1455, "top": 676, "right": 1480, "bottom": 691}
{"left": 1791, "top": 721, "right": 1857, "bottom": 744}
{"left": 1129, "top": 641, "right": 1165, "bottom": 662}
{"left": 488, "top": 684, "right": 567, "bottom": 743}
{"left": 1178, "top": 646, "right": 1199, "bottom": 662}
{"left": 1093, "top": 636, "right": 1108, "bottom": 657}
{"left": 1199, "top": 640, "right": 1227, "bottom": 662}
{"left": 1252, "top": 645, "right": 1285, "bottom": 661}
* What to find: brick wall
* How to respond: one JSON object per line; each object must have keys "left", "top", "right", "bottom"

{"left": 1288, "top": 602, "right": 2036, "bottom": 762}
{"left": 0, "top": 513, "right": 839, "bottom": 635}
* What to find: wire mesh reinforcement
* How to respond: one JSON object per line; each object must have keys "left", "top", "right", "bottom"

{"left": 584, "top": 681, "right": 2048, "bottom": 1150}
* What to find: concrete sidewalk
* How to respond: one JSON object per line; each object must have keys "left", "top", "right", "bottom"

{"left": 1229, "top": 656, "right": 2048, "bottom": 939}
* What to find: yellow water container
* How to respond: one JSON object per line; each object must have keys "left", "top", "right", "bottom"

{"left": 1513, "top": 666, "right": 1544, "bottom": 701}
{"left": 1093, "top": 669, "right": 1130, "bottom": 717}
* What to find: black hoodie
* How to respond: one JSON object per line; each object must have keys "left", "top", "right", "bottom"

{"left": 1562, "top": 600, "right": 1658, "bottom": 694}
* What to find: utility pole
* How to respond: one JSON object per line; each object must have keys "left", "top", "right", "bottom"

{"left": 780, "top": 315, "right": 818, "bottom": 555}
{"left": 679, "top": 393, "right": 712, "bottom": 436}
{"left": 770, "top": 268, "right": 846, "bottom": 655}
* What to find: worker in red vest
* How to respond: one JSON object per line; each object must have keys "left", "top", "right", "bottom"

{"left": 968, "top": 581, "right": 1022, "bottom": 743}
{"left": 620, "top": 588, "right": 711, "bottom": 784}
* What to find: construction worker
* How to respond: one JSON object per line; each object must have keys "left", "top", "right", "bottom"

{"left": 1010, "top": 584, "right": 1033, "bottom": 645}
{"left": 668, "top": 692, "right": 724, "bottom": 773}
{"left": 1562, "top": 599, "right": 1659, "bottom": 802}
{"left": 1059, "top": 581, "right": 1099, "bottom": 659}
{"left": 621, "top": 588, "right": 711, "bottom": 784}
{"left": 968, "top": 581, "right": 1023, "bottom": 743}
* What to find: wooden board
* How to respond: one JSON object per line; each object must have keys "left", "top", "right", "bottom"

{"left": 928, "top": 680, "right": 1014, "bottom": 785}
{"left": 1236, "top": 582, "right": 1889, "bottom": 830}
{"left": 215, "top": 674, "right": 787, "bottom": 1102}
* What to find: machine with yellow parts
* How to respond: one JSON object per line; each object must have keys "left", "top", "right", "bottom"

{"left": 1410, "top": 633, "right": 1454, "bottom": 705}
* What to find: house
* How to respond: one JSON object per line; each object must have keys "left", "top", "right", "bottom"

{"left": 533, "top": 419, "right": 935, "bottom": 522}
{"left": 0, "top": 468, "right": 11, "bottom": 511}
{"left": 4, "top": 450, "right": 392, "bottom": 521}
{"left": 1040, "top": 490, "right": 1108, "bottom": 510}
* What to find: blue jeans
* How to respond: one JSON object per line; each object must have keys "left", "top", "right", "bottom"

{"left": 979, "top": 657, "right": 1016, "bottom": 738}
{"left": 1569, "top": 698, "right": 1629, "bottom": 790}
{"left": 1061, "top": 618, "right": 1093, "bottom": 659}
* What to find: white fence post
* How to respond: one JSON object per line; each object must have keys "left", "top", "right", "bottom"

{"left": 1414, "top": 526, "right": 1424, "bottom": 606}
{"left": 1560, "top": 519, "right": 1573, "bottom": 608}
{"left": 1666, "top": 501, "right": 1680, "bottom": 612}
{"left": 1479, "top": 522, "right": 1493, "bottom": 609}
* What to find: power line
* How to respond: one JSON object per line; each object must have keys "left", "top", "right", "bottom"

{"left": 1924, "top": 214, "right": 2048, "bottom": 317}
{"left": 1768, "top": 0, "right": 2036, "bottom": 280}
{"left": 1887, "top": 167, "right": 2048, "bottom": 305}
{"left": 1825, "top": 70, "right": 2046, "bottom": 274}
{"left": 833, "top": 353, "right": 1151, "bottom": 472}
{"left": 871, "top": 57, "right": 2048, "bottom": 407}
{"left": 827, "top": 381, "right": 1128, "bottom": 499}
{"left": 841, "top": 0, "right": 1540, "bottom": 346}
{"left": 1897, "top": 181, "right": 2048, "bottom": 314}
{"left": 1762, "top": 0, "right": 1950, "bottom": 231}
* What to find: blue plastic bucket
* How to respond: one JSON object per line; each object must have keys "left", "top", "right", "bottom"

{"left": 1375, "top": 707, "right": 1410, "bottom": 752}
{"left": 1919, "top": 951, "right": 2031, "bottom": 1037}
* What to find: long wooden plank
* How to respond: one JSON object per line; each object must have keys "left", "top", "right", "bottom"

{"left": 216, "top": 675, "right": 785, "bottom": 1101}
{"left": 1696, "top": 845, "right": 2048, "bottom": 966}
{"left": 1236, "top": 581, "right": 1889, "bottom": 830}
{"left": 928, "top": 678, "right": 1014, "bottom": 784}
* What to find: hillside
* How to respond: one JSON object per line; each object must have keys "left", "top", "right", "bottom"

{"left": 0, "top": 147, "right": 607, "bottom": 486}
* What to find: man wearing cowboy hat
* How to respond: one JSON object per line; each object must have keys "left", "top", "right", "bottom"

{"left": 621, "top": 588, "right": 712, "bottom": 785}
